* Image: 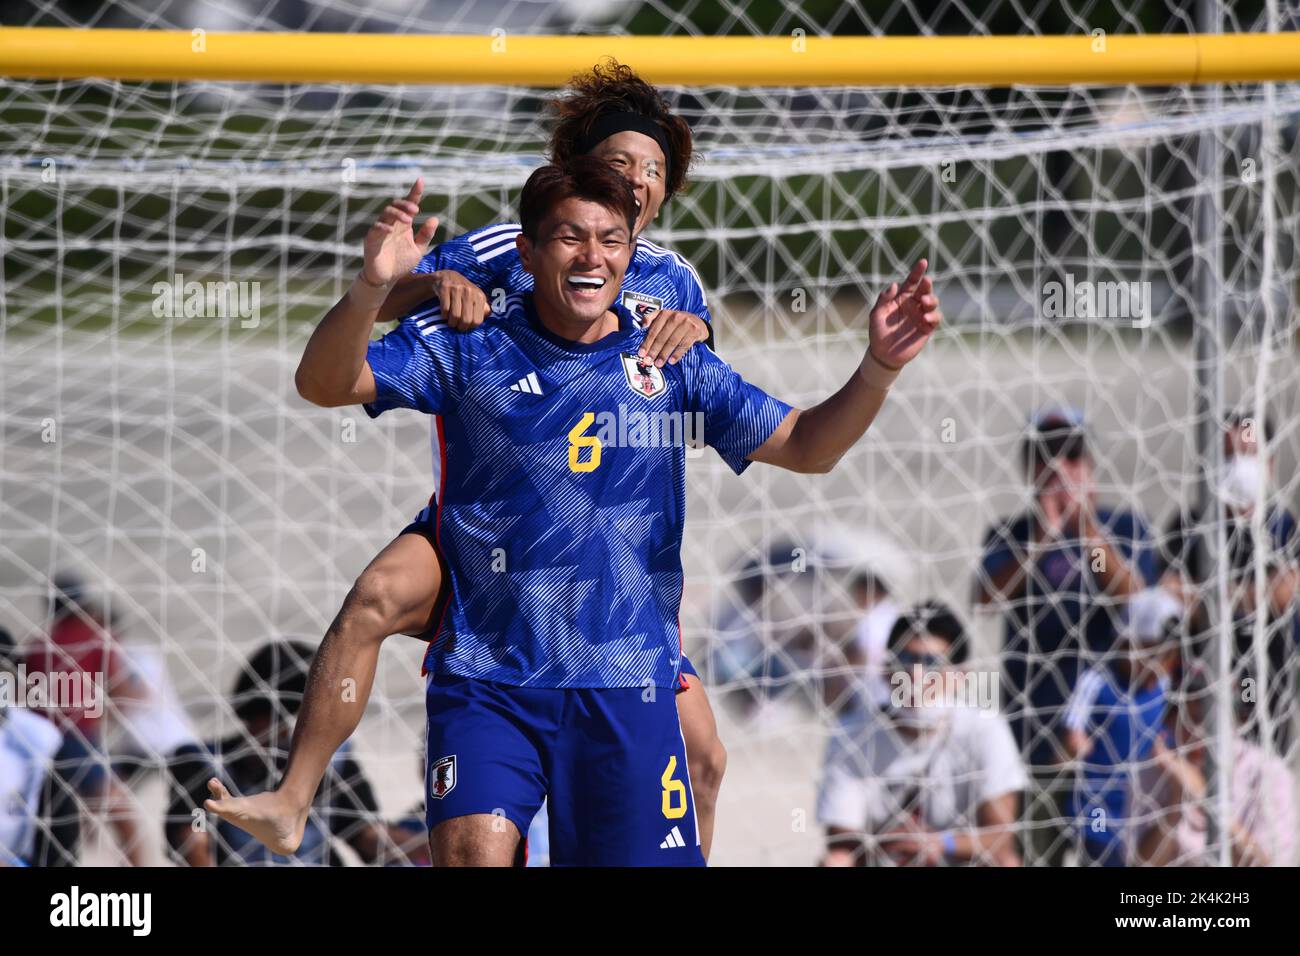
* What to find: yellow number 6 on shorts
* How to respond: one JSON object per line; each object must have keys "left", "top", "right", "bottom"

{"left": 661, "top": 755, "right": 688, "bottom": 819}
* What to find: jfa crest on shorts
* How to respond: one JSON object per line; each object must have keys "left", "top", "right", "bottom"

{"left": 429, "top": 754, "right": 456, "bottom": 799}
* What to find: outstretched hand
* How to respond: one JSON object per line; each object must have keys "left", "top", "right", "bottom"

{"left": 361, "top": 179, "right": 439, "bottom": 288}
{"left": 868, "top": 259, "right": 942, "bottom": 370}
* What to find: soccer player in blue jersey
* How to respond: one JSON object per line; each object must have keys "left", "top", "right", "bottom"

{"left": 205, "top": 63, "right": 738, "bottom": 860}
{"left": 208, "top": 156, "right": 940, "bottom": 865}
{"left": 367, "top": 63, "right": 731, "bottom": 858}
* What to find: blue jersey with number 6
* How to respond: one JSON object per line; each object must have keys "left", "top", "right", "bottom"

{"left": 364, "top": 293, "right": 789, "bottom": 690}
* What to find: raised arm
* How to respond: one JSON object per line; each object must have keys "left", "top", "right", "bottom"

{"left": 294, "top": 179, "right": 439, "bottom": 408}
{"left": 749, "top": 259, "right": 941, "bottom": 474}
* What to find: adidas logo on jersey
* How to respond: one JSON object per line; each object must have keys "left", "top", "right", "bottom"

{"left": 508, "top": 372, "right": 543, "bottom": 395}
{"left": 659, "top": 826, "right": 687, "bottom": 849}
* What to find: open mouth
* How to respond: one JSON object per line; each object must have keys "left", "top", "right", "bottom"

{"left": 566, "top": 275, "right": 607, "bottom": 295}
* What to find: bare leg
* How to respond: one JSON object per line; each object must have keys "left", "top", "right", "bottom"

{"left": 429, "top": 814, "right": 520, "bottom": 867}
{"left": 676, "top": 674, "right": 727, "bottom": 861}
{"left": 206, "top": 532, "right": 444, "bottom": 854}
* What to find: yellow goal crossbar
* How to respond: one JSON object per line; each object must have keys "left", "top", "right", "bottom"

{"left": 1, "top": 28, "right": 1299, "bottom": 87}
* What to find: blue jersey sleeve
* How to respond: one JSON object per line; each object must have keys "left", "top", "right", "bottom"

{"left": 363, "top": 315, "right": 472, "bottom": 418}
{"left": 676, "top": 262, "right": 715, "bottom": 350}
{"left": 673, "top": 258, "right": 712, "bottom": 325}
{"left": 681, "top": 346, "right": 792, "bottom": 475}
{"left": 411, "top": 223, "right": 520, "bottom": 292}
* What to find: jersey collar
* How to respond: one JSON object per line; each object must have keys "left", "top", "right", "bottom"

{"left": 522, "top": 294, "right": 639, "bottom": 353}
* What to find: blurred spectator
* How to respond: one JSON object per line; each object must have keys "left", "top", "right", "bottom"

{"left": 113, "top": 642, "right": 199, "bottom": 779}
{"left": 708, "top": 544, "right": 817, "bottom": 716}
{"left": 1062, "top": 587, "right": 1178, "bottom": 866}
{"left": 1129, "top": 669, "right": 1297, "bottom": 866}
{"left": 974, "top": 405, "right": 1154, "bottom": 865}
{"left": 23, "top": 572, "right": 144, "bottom": 865}
{"left": 164, "top": 639, "right": 418, "bottom": 866}
{"left": 817, "top": 601, "right": 1025, "bottom": 867}
{"left": 0, "top": 626, "right": 63, "bottom": 866}
{"left": 1156, "top": 409, "right": 1299, "bottom": 752}
{"left": 819, "top": 570, "right": 900, "bottom": 715}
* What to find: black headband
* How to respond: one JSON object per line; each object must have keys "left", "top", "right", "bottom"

{"left": 575, "top": 111, "right": 672, "bottom": 183}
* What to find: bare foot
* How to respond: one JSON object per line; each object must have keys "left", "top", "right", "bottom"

{"left": 204, "top": 778, "right": 310, "bottom": 856}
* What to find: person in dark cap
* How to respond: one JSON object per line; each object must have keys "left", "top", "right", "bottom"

{"left": 164, "top": 639, "right": 416, "bottom": 866}
{"left": 973, "top": 405, "right": 1155, "bottom": 865}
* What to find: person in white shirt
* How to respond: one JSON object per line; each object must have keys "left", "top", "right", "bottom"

{"left": 0, "top": 627, "right": 63, "bottom": 867}
{"left": 818, "top": 601, "right": 1026, "bottom": 866}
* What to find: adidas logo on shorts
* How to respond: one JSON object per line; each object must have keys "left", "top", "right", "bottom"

{"left": 659, "top": 826, "right": 686, "bottom": 849}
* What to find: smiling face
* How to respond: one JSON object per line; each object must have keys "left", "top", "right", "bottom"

{"left": 517, "top": 195, "right": 633, "bottom": 335}
{"left": 588, "top": 130, "right": 667, "bottom": 238}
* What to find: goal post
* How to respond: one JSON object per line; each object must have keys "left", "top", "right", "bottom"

{"left": 4, "top": 28, "right": 1300, "bottom": 85}
{"left": 2, "top": 9, "right": 1299, "bottom": 868}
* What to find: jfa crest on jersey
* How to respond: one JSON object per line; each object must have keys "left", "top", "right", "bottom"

{"left": 621, "top": 353, "right": 667, "bottom": 398}
{"left": 620, "top": 290, "right": 663, "bottom": 325}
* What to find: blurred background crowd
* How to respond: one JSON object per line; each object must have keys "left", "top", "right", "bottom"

{"left": 2, "top": 402, "right": 1296, "bottom": 867}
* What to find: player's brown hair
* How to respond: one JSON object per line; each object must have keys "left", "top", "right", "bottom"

{"left": 547, "top": 59, "right": 694, "bottom": 200}
{"left": 518, "top": 156, "right": 638, "bottom": 241}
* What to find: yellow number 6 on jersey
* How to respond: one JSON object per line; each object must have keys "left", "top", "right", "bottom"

{"left": 567, "top": 412, "right": 602, "bottom": 473}
{"left": 661, "top": 755, "right": 688, "bottom": 819}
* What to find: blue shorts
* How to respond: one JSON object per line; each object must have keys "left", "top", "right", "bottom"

{"left": 424, "top": 673, "right": 705, "bottom": 867}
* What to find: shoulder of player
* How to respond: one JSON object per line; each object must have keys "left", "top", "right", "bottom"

{"left": 669, "top": 335, "right": 727, "bottom": 375}
{"left": 398, "top": 292, "right": 526, "bottom": 347}
{"left": 412, "top": 221, "right": 522, "bottom": 273}
{"left": 634, "top": 236, "right": 706, "bottom": 288}
{"left": 463, "top": 221, "right": 523, "bottom": 265}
